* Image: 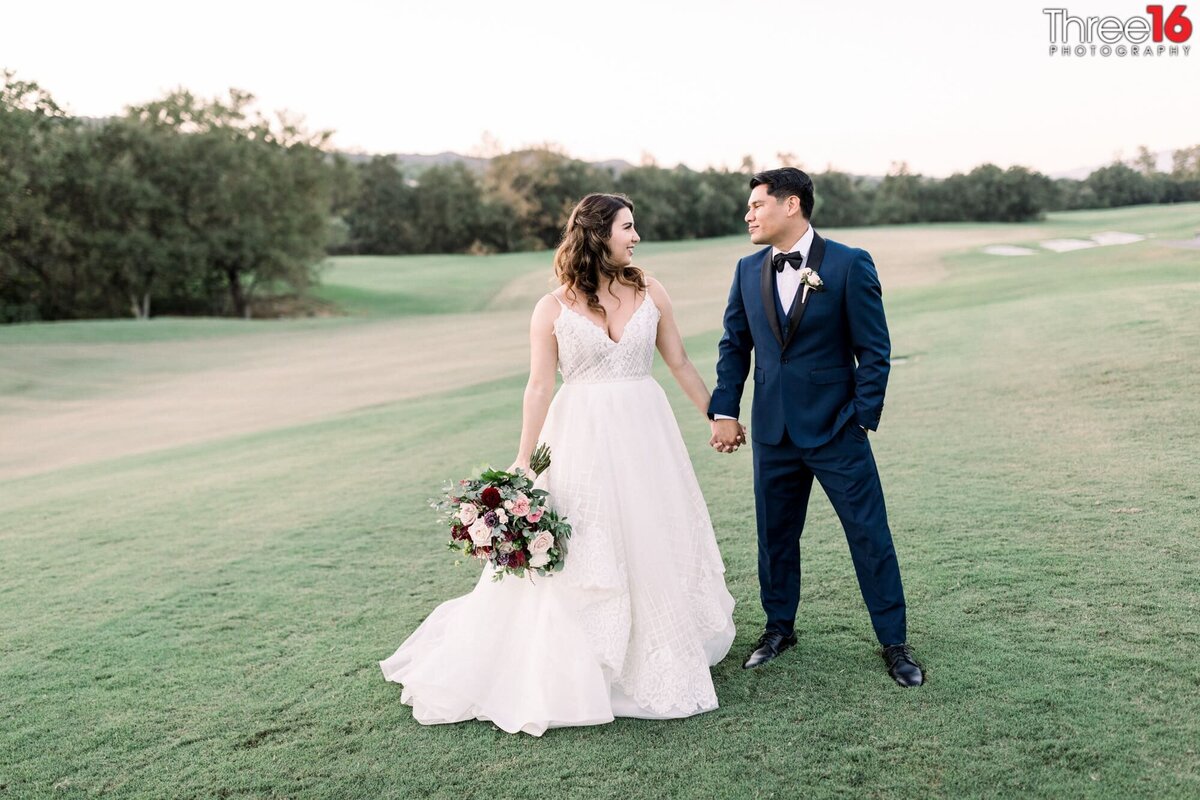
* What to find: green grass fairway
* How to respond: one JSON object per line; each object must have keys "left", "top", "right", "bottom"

{"left": 2, "top": 204, "right": 1198, "bottom": 798}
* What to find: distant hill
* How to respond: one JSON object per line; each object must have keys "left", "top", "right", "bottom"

{"left": 336, "top": 150, "right": 489, "bottom": 171}
{"left": 1052, "top": 149, "right": 1175, "bottom": 180}
{"left": 337, "top": 150, "right": 636, "bottom": 175}
{"left": 66, "top": 118, "right": 1178, "bottom": 181}
{"left": 73, "top": 118, "right": 637, "bottom": 176}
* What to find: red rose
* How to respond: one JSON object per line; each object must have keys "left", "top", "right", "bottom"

{"left": 450, "top": 525, "right": 469, "bottom": 541}
{"left": 481, "top": 487, "right": 502, "bottom": 509}
{"left": 508, "top": 550, "right": 527, "bottom": 568}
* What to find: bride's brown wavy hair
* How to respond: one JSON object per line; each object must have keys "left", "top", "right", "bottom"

{"left": 553, "top": 193, "right": 646, "bottom": 318}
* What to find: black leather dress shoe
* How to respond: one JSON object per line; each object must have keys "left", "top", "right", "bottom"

{"left": 882, "top": 643, "right": 924, "bottom": 687}
{"left": 742, "top": 631, "right": 798, "bottom": 669}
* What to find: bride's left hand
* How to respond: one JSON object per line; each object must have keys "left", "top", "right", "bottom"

{"left": 508, "top": 460, "right": 531, "bottom": 475}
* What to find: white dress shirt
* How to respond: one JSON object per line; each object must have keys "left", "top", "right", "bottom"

{"left": 713, "top": 225, "right": 814, "bottom": 423}
{"left": 773, "top": 225, "right": 815, "bottom": 314}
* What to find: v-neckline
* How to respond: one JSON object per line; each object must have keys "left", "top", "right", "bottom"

{"left": 559, "top": 292, "right": 652, "bottom": 345}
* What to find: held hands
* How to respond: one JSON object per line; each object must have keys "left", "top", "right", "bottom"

{"left": 709, "top": 419, "right": 747, "bottom": 454}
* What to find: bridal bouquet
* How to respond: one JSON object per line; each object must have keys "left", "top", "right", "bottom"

{"left": 436, "top": 444, "right": 573, "bottom": 581}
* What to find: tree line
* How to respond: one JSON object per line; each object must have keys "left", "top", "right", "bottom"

{"left": 3, "top": 73, "right": 1199, "bottom": 322}
{"left": 2, "top": 75, "right": 337, "bottom": 322}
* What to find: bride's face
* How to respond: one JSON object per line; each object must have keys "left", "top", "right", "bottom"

{"left": 607, "top": 208, "right": 640, "bottom": 267}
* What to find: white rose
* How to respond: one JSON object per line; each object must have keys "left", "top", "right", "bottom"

{"left": 468, "top": 518, "right": 492, "bottom": 547}
{"left": 495, "top": 509, "right": 508, "bottom": 525}
{"left": 528, "top": 531, "right": 555, "bottom": 555}
{"left": 457, "top": 504, "right": 479, "bottom": 525}
{"left": 528, "top": 552, "right": 551, "bottom": 569}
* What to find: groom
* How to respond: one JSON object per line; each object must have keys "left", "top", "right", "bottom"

{"left": 707, "top": 168, "right": 923, "bottom": 687}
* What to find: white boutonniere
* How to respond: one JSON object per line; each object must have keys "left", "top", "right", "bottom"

{"left": 797, "top": 267, "right": 825, "bottom": 304}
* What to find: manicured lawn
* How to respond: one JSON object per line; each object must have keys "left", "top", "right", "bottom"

{"left": 2, "top": 205, "right": 1197, "bottom": 798}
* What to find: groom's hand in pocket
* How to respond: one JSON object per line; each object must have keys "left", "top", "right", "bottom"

{"left": 709, "top": 419, "right": 746, "bottom": 453}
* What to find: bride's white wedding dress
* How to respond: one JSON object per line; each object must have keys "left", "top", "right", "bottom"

{"left": 379, "top": 292, "right": 736, "bottom": 736}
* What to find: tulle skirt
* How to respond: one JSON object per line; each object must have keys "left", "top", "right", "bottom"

{"left": 380, "top": 376, "right": 736, "bottom": 736}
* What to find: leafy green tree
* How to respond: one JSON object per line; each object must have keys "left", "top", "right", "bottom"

{"left": 616, "top": 165, "right": 685, "bottom": 241}
{"left": 126, "top": 89, "right": 333, "bottom": 317}
{"left": 325, "top": 153, "right": 361, "bottom": 253}
{"left": 615, "top": 165, "right": 747, "bottom": 242}
{"left": 1084, "top": 163, "right": 1156, "bottom": 208}
{"left": 1167, "top": 145, "right": 1200, "bottom": 202}
{"left": 0, "top": 71, "right": 77, "bottom": 321}
{"left": 345, "top": 156, "right": 418, "bottom": 254}
{"left": 1049, "top": 178, "right": 1091, "bottom": 210}
{"left": 411, "top": 162, "right": 488, "bottom": 253}
{"left": 691, "top": 169, "right": 749, "bottom": 238}
{"left": 1171, "top": 145, "right": 1200, "bottom": 180}
{"left": 485, "top": 148, "right": 614, "bottom": 250}
{"left": 952, "top": 164, "right": 1053, "bottom": 222}
{"left": 57, "top": 118, "right": 200, "bottom": 318}
{"left": 812, "top": 170, "right": 873, "bottom": 227}
{"left": 871, "top": 163, "right": 923, "bottom": 224}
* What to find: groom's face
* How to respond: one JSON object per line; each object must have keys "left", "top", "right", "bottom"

{"left": 745, "top": 184, "right": 796, "bottom": 247}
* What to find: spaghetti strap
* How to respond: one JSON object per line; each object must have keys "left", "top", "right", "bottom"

{"left": 547, "top": 292, "right": 568, "bottom": 330}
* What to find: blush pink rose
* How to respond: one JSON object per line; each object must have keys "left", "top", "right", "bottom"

{"left": 526, "top": 508, "right": 544, "bottom": 524}
{"left": 510, "top": 494, "right": 532, "bottom": 517}
{"left": 528, "top": 530, "right": 555, "bottom": 555}
{"left": 468, "top": 518, "right": 492, "bottom": 547}
{"left": 457, "top": 504, "right": 479, "bottom": 525}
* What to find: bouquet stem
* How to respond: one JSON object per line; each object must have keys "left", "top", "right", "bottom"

{"left": 529, "top": 442, "right": 552, "bottom": 476}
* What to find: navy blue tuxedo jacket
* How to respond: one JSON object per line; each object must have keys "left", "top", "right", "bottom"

{"left": 707, "top": 231, "right": 891, "bottom": 447}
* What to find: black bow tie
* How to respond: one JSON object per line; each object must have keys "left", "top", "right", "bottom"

{"left": 773, "top": 251, "right": 804, "bottom": 272}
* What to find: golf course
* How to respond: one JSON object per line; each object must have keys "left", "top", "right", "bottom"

{"left": 2, "top": 203, "right": 1197, "bottom": 798}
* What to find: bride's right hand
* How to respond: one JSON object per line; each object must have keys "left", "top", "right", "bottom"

{"left": 509, "top": 460, "right": 531, "bottom": 475}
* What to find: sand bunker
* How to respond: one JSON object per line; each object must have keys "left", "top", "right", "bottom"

{"left": 983, "top": 231, "right": 1147, "bottom": 256}
{"left": 983, "top": 245, "right": 1037, "bottom": 256}
{"left": 1039, "top": 238, "right": 1099, "bottom": 252}
{"left": 1090, "top": 231, "right": 1146, "bottom": 246}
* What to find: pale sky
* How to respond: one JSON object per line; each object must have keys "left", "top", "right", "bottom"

{"left": 4, "top": 0, "right": 1198, "bottom": 176}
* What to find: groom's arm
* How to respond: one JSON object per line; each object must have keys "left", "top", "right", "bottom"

{"left": 846, "top": 249, "right": 890, "bottom": 431}
{"left": 708, "top": 261, "right": 753, "bottom": 420}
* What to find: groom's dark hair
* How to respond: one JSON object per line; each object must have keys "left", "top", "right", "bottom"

{"left": 751, "top": 168, "right": 814, "bottom": 219}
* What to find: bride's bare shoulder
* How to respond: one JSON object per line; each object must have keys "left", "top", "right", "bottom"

{"left": 644, "top": 275, "right": 672, "bottom": 305}
{"left": 532, "top": 292, "right": 564, "bottom": 327}
{"left": 549, "top": 286, "right": 584, "bottom": 312}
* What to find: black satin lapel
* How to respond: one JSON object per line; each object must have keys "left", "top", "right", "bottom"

{"left": 806, "top": 230, "right": 826, "bottom": 273}
{"left": 782, "top": 231, "right": 825, "bottom": 350}
{"left": 759, "top": 248, "right": 783, "bottom": 346}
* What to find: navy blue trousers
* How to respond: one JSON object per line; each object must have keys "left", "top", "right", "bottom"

{"left": 751, "top": 421, "right": 907, "bottom": 646}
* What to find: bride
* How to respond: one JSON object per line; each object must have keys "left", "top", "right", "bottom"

{"left": 379, "top": 193, "right": 741, "bottom": 736}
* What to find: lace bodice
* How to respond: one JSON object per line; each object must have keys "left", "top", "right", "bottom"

{"left": 552, "top": 294, "right": 660, "bottom": 383}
